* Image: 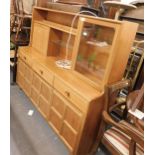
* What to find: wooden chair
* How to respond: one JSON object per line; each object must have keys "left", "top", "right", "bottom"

{"left": 91, "top": 80, "right": 144, "bottom": 155}
{"left": 10, "top": 0, "right": 33, "bottom": 84}
{"left": 10, "top": 0, "right": 32, "bottom": 40}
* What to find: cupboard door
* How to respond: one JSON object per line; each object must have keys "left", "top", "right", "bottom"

{"left": 25, "top": 64, "right": 33, "bottom": 83}
{"left": 49, "top": 91, "right": 66, "bottom": 132}
{"left": 24, "top": 64, "right": 33, "bottom": 96}
{"left": 30, "top": 73, "right": 41, "bottom": 106}
{"left": 17, "top": 71, "right": 25, "bottom": 90}
{"left": 64, "top": 105, "right": 82, "bottom": 132}
{"left": 49, "top": 107, "right": 63, "bottom": 132}
{"left": 73, "top": 18, "right": 118, "bottom": 89}
{"left": 17, "top": 59, "right": 26, "bottom": 89}
{"left": 18, "top": 58, "right": 25, "bottom": 76}
{"left": 38, "top": 80, "right": 52, "bottom": 119}
{"left": 32, "top": 22, "right": 50, "bottom": 56}
{"left": 61, "top": 122, "right": 77, "bottom": 149}
{"left": 32, "top": 72, "right": 42, "bottom": 91}
{"left": 52, "top": 91, "right": 66, "bottom": 116}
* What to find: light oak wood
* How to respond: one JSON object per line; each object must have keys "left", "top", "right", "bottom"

{"left": 49, "top": 107, "right": 63, "bottom": 132}
{"left": 32, "top": 22, "right": 50, "bottom": 56}
{"left": 16, "top": 7, "right": 138, "bottom": 155}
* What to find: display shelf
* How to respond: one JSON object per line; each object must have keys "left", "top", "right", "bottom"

{"left": 34, "top": 20, "right": 77, "bottom": 35}
{"left": 50, "top": 40, "right": 73, "bottom": 49}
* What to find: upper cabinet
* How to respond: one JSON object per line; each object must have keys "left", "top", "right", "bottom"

{"left": 72, "top": 17, "right": 138, "bottom": 90}
{"left": 30, "top": 7, "right": 138, "bottom": 91}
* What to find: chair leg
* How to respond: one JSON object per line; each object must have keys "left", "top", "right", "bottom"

{"left": 129, "top": 139, "right": 136, "bottom": 155}
{"left": 15, "top": 17, "right": 23, "bottom": 40}
{"left": 10, "top": 16, "right": 16, "bottom": 34}
{"left": 11, "top": 45, "right": 18, "bottom": 85}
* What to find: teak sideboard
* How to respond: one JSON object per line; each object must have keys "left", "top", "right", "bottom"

{"left": 16, "top": 7, "right": 138, "bottom": 155}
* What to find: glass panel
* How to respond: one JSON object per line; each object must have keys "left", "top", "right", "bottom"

{"left": 75, "top": 22, "right": 115, "bottom": 84}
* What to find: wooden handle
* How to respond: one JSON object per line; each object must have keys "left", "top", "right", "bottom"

{"left": 40, "top": 70, "right": 43, "bottom": 75}
{"left": 65, "top": 91, "right": 70, "bottom": 97}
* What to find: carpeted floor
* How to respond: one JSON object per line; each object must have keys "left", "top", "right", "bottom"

{"left": 10, "top": 71, "right": 110, "bottom": 155}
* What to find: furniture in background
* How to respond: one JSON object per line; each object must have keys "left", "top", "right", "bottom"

{"left": 16, "top": 7, "right": 137, "bottom": 155}
{"left": 10, "top": 0, "right": 32, "bottom": 84}
{"left": 10, "top": 0, "right": 32, "bottom": 40}
{"left": 103, "top": 1, "right": 137, "bottom": 20}
{"left": 120, "top": 1, "right": 144, "bottom": 90}
{"left": 91, "top": 80, "right": 144, "bottom": 155}
{"left": 56, "top": 0, "right": 87, "bottom": 5}
{"left": 124, "top": 40, "right": 144, "bottom": 90}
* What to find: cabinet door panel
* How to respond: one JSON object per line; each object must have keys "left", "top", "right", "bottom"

{"left": 52, "top": 91, "right": 66, "bottom": 116}
{"left": 61, "top": 122, "right": 77, "bottom": 149}
{"left": 17, "top": 72, "right": 25, "bottom": 89}
{"left": 32, "top": 23, "right": 50, "bottom": 56}
{"left": 32, "top": 72, "right": 41, "bottom": 92}
{"left": 25, "top": 65, "right": 33, "bottom": 83}
{"left": 24, "top": 79, "right": 31, "bottom": 97}
{"left": 31, "top": 87, "right": 39, "bottom": 106}
{"left": 18, "top": 59, "right": 25, "bottom": 76}
{"left": 40, "top": 81, "right": 51, "bottom": 101}
{"left": 38, "top": 96, "right": 50, "bottom": 118}
{"left": 49, "top": 107, "right": 63, "bottom": 132}
{"left": 64, "top": 105, "right": 82, "bottom": 132}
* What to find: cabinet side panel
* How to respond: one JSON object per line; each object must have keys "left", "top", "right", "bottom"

{"left": 108, "top": 22, "right": 138, "bottom": 84}
{"left": 75, "top": 95, "right": 104, "bottom": 155}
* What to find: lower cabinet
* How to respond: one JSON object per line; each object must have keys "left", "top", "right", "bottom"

{"left": 30, "top": 71, "right": 53, "bottom": 119}
{"left": 17, "top": 58, "right": 33, "bottom": 97}
{"left": 17, "top": 58, "right": 85, "bottom": 153}
{"left": 49, "top": 90, "right": 83, "bottom": 150}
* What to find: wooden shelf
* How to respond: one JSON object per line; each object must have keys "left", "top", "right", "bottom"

{"left": 50, "top": 40, "right": 73, "bottom": 49}
{"left": 34, "top": 20, "right": 77, "bottom": 35}
{"left": 86, "top": 41, "right": 111, "bottom": 54}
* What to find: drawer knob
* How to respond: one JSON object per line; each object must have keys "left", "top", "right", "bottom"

{"left": 40, "top": 70, "right": 43, "bottom": 75}
{"left": 65, "top": 91, "right": 70, "bottom": 97}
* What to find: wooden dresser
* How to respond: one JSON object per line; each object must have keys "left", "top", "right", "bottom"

{"left": 17, "top": 7, "right": 138, "bottom": 155}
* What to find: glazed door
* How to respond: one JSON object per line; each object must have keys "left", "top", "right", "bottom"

{"left": 73, "top": 18, "right": 120, "bottom": 89}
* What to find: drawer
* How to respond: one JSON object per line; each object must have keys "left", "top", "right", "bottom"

{"left": 64, "top": 105, "right": 82, "bottom": 132}
{"left": 49, "top": 107, "right": 63, "bottom": 132}
{"left": 54, "top": 78, "right": 87, "bottom": 113}
{"left": 52, "top": 91, "right": 66, "bottom": 116}
{"left": 38, "top": 96, "right": 50, "bottom": 118}
{"left": 61, "top": 122, "right": 77, "bottom": 149}
{"left": 33, "top": 63, "right": 54, "bottom": 86}
{"left": 19, "top": 52, "right": 33, "bottom": 66}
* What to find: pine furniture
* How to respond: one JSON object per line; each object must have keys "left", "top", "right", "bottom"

{"left": 16, "top": 7, "right": 138, "bottom": 155}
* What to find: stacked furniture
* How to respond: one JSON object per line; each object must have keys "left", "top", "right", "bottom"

{"left": 17, "top": 7, "right": 138, "bottom": 155}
